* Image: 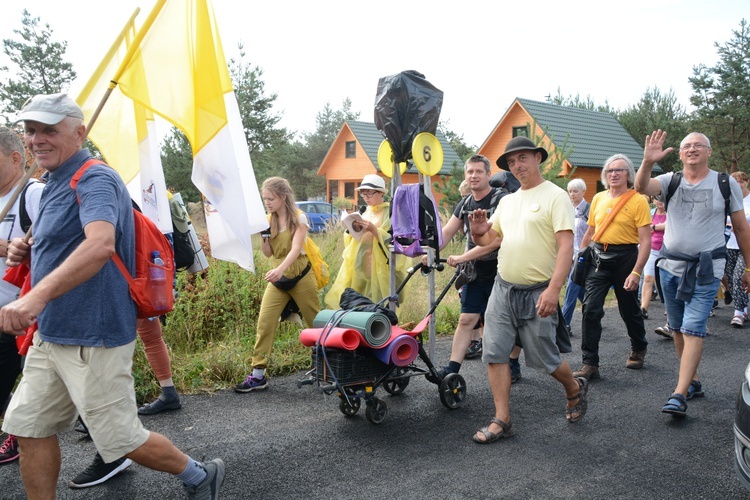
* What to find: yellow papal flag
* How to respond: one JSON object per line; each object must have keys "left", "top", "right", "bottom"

{"left": 100, "top": 0, "right": 266, "bottom": 271}
{"left": 76, "top": 9, "right": 172, "bottom": 234}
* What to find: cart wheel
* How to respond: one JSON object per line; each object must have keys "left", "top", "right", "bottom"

{"left": 365, "top": 398, "right": 388, "bottom": 424}
{"left": 439, "top": 373, "right": 467, "bottom": 409}
{"left": 383, "top": 368, "right": 410, "bottom": 395}
{"left": 338, "top": 395, "right": 361, "bottom": 416}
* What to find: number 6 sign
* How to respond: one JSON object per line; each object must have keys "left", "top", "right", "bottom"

{"left": 411, "top": 132, "right": 443, "bottom": 176}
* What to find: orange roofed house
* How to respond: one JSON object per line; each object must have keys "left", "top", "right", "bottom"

{"left": 317, "top": 120, "right": 463, "bottom": 206}
{"left": 478, "top": 98, "right": 659, "bottom": 199}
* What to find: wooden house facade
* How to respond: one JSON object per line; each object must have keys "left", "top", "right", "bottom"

{"left": 317, "top": 121, "right": 463, "bottom": 206}
{"left": 477, "top": 98, "right": 659, "bottom": 200}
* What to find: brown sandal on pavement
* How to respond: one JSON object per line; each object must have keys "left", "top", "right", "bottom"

{"left": 472, "top": 417, "right": 514, "bottom": 444}
{"left": 566, "top": 377, "right": 589, "bottom": 423}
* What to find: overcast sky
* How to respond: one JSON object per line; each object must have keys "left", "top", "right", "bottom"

{"left": 1, "top": 0, "right": 746, "bottom": 148}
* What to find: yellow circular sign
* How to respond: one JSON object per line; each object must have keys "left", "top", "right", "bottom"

{"left": 412, "top": 132, "right": 443, "bottom": 176}
{"left": 377, "top": 140, "right": 407, "bottom": 178}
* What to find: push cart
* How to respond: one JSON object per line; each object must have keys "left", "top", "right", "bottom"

{"left": 297, "top": 260, "right": 468, "bottom": 424}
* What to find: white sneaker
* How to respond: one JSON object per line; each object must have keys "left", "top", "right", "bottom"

{"left": 731, "top": 315, "right": 745, "bottom": 328}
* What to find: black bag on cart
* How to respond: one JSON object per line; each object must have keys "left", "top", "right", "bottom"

{"left": 338, "top": 288, "right": 398, "bottom": 325}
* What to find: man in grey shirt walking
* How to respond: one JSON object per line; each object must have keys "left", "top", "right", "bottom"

{"left": 635, "top": 130, "right": 750, "bottom": 417}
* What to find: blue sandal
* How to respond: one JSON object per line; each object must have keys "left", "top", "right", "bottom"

{"left": 661, "top": 393, "right": 687, "bottom": 417}
{"left": 687, "top": 380, "right": 704, "bottom": 400}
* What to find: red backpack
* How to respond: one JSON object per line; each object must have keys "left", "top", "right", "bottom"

{"left": 71, "top": 159, "right": 175, "bottom": 319}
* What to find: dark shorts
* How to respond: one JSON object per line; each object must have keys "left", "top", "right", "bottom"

{"left": 460, "top": 274, "right": 496, "bottom": 315}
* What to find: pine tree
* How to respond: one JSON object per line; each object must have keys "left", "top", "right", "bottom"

{"left": 0, "top": 10, "right": 76, "bottom": 123}
{"left": 689, "top": 19, "right": 750, "bottom": 173}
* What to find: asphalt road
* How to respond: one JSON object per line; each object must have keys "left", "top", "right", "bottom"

{"left": 2, "top": 299, "right": 750, "bottom": 499}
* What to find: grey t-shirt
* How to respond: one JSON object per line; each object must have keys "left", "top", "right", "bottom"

{"left": 655, "top": 170, "right": 743, "bottom": 279}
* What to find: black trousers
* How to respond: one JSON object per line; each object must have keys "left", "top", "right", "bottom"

{"left": 0, "top": 332, "right": 22, "bottom": 414}
{"left": 581, "top": 248, "right": 648, "bottom": 367}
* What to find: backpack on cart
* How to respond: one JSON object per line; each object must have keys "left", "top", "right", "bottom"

{"left": 390, "top": 183, "right": 442, "bottom": 258}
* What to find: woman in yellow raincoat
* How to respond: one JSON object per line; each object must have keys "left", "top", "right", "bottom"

{"left": 325, "top": 174, "right": 409, "bottom": 309}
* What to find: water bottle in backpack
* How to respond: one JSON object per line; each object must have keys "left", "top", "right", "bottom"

{"left": 149, "top": 251, "right": 168, "bottom": 311}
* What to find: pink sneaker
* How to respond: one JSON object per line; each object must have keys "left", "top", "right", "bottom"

{"left": 0, "top": 434, "right": 19, "bottom": 464}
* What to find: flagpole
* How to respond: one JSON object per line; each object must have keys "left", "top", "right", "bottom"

{"left": 110, "top": 0, "right": 167, "bottom": 84}
{"left": 0, "top": 163, "right": 38, "bottom": 226}
{"left": 81, "top": 7, "right": 141, "bottom": 138}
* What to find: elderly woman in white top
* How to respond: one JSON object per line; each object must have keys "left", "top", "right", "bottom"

{"left": 561, "top": 178, "right": 590, "bottom": 333}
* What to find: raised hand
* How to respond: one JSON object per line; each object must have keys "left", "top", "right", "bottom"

{"left": 643, "top": 129, "right": 674, "bottom": 164}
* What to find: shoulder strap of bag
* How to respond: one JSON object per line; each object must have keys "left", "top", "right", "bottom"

{"left": 70, "top": 158, "right": 133, "bottom": 285}
{"left": 718, "top": 172, "right": 731, "bottom": 218}
{"left": 592, "top": 189, "right": 638, "bottom": 242}
{"left": 664, "top": 171, "right": 683, "bottom": 213}
{"left": 18, "top": 180, "right": 39, "bottom": 233}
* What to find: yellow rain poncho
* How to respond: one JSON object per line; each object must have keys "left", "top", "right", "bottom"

{"left": 325, "top": 202, "right": 410, "bottom": 309}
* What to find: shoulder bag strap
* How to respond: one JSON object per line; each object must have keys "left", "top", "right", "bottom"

{"left": 592, "top": 189, "right": 638, "bottom": 242}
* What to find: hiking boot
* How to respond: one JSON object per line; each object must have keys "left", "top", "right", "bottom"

{"left": 654, "top": 324, "right": 673, "bottom": 339}
{"left": 572, "top": 364, "right": 600, "bottom": 380}
{"left": 138, "top": 396, "right": 182, "bottom": 415}
{"left": 509, "top": 357, "right": 522, "bottom": 384}
{"left": 234, "top": 375, "right": 269, "bottom": 393}
{"left": 465, "top": 339, "right": 483, "bottom": 359}
{"left": 0, "top": 434, "right": 19, "bottom": 465}
{"left": 69, "top": 453, "right": 132, "bottom": 488}
{"left": 626, "top": 349, "right": 647, "bottom": 369}
{"left": 184, "top": 458, "right": 225, "bottom": 500}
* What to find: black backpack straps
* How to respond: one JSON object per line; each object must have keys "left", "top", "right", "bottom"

{"left": 665, "top": 170, "right": 731, "bottom": 219}
{"left": 718, "top": 172, "right": 731, "bottom": 218}
{"left": 18, "top": 180, "right": 38, "bottom": 233}
{"left": 664, "top": 171, "right": 683, "bottom": 213}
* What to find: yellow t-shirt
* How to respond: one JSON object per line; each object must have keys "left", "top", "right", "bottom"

{"left": 491, "top": 181, "right": 574, "bottom": 285}
{"left": 588, "top": 191, "right": 651, "bottom": 245}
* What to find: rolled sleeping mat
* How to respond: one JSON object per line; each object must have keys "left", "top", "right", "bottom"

{"left": 299, "top": 327, "right": 361, "bottom": 351}
{"left": 313, "top": 310, "right": 392, "bottom": 348}
{"left": 371, "top": 334, "right": 419, "bottom": 367}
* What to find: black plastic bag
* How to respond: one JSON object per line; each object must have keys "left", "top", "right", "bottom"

{"left": 338, "top": 288, "right": 398, "bottom": 325}
{"left": 374, "top": 70, "right": 443, "bottom": 163}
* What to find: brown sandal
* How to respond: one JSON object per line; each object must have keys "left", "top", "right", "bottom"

{"left": 566, "top": 377, "right": 589, "bottom": 423}
{"left": 472, "top": 417, "right": 514, "bottom": 444}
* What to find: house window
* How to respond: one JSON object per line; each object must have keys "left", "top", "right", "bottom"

{"left": 512, "top": 126, "right": 529, "bottom": 138}
{"left": 345, "top": 141, "right": 356, "bottom": 158}
{"left": 596, "top": 181, "right": 606, "bottom": 193}
{"left": 344, "top": 182, "right": 355, "bottom": 199}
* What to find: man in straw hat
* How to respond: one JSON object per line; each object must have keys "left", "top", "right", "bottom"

{"left": 0, "top": 94, "right": 224, "bottom": 499}
{"left": 468, "top": 137, "right": 588, "bottom": 443}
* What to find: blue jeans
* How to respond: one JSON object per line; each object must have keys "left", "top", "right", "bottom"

{"left": 659, "top": 268, "right": 719, "bottom": 338}
{"left": 562, "top": 277, "right": 586, "bottom": 327}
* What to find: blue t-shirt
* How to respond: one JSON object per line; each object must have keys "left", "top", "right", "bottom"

{"left": 33, "top": 149, "right": 137, "bottom": 347}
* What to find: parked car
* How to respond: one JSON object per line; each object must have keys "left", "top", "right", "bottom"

{"left": 296, "top": 201, "right": 337, "bottom": 233}
{"left": 735, "top": 361, "right": 750, "bottom": 491}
